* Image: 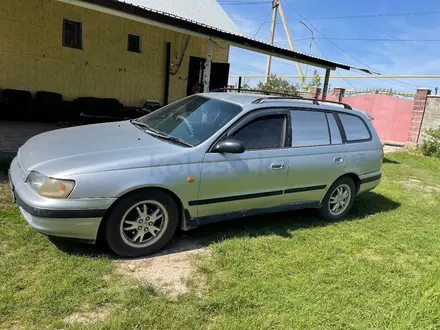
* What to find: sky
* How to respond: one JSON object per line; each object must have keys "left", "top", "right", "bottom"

{"left": 219, "top": 0, "right": 440, "bottom": 92}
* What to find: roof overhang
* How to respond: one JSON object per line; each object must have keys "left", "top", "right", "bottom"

{"left": 58, "top": 0, "right": 376, "bottom": 74}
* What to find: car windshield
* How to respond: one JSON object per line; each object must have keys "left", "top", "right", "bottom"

{"left": 133, "top": 95, "right": 242, "bottom": 146}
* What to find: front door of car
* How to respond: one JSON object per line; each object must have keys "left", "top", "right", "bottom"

{"left": 195, "top": 109, "right": 290, "bottom": 218}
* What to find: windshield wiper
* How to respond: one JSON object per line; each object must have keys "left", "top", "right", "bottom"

{"left": 131, "top": 120, "right": 193, "bottom": 147}
{"left": 157, "top": 134, "right": 193, "bottom": 147}
{"left": 131, "top": 119, "right": 150, "bottom": 129}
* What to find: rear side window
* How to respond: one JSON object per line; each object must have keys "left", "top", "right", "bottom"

{"left": 326, "top": 113, "right": 342, "bottom": 144}
{"left": 290, "top": 110, "right": 330, "bottom": 147}
{"left": 232, "top": 115, "right": 286, "bottom": 150}
{"left": 339, "top": 114, "right": 371, "bottom": 141}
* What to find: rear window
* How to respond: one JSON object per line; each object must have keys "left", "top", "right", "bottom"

{"left": 291, "top": 110, "right": 330, "bottom": 147}
{"left": 339, "top": 113, "right": 371, "bottom": 142}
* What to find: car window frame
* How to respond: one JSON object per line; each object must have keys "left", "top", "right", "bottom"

{"left": 326, "top": 112, "right": 343, "bottom": 145}
{"left": 335, "top": 112, "right": 372, "bottom": 144}
{"left": 208, "top": 108, "right": 291, "bottom": 152}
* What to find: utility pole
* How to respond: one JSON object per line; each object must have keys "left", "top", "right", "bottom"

{"left": 278, "top": 2, "right": 305, "bottom": 87}
{"left": 265, "top": 0, "right": 279, "bottom": 82}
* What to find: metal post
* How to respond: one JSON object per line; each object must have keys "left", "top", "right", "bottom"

{"left": 322, "top": 68, "right": 330, "bottom": 100}
{"left": 238, "top": 76, "right": 242, "bottom": 93}
{"left": 164, "top": 42, "right": 171, "bottom": 105}
{"left": 278, "top": 2, "right": 304, "bottom": 87}
{"left": 203, "top": 39, "right": 213, "bottom": 93}
{"left": 265, "top": 0, "right": 279, "bottom": 82}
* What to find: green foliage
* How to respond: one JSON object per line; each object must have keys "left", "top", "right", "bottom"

{"left": 256, "top": 74, "right": 299, "bottom": 96}
{"left": 307, "top": 69, "right": 321, "bottom": 89}
{"left": 421, "top": 127, "right": 440, "bottom": 157}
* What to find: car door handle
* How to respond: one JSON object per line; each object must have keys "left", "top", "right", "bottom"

{"left": 333, "top": 157, "right": 344, "bottom": 164}
{"left": 270, "top": 163, "right": 285, "bottom": 170}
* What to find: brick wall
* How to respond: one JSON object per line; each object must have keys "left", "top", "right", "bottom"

{"left": 420, "top": 95, "right": 440, "bottom": 139}
{"left": 407, "top": 89, "right": 431, "bottom": 143}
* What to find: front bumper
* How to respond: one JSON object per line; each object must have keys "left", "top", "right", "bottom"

{"left": 9, "top": 157, "right": 116, "bottom": 242}
{"left": 18, "top": 206, "right": 102, "bottom": 242}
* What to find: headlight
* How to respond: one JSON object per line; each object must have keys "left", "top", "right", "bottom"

{"left": 28, "top": 172, "right": 75, "bottom": 198}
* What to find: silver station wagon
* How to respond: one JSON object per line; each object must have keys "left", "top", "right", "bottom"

{"left": 9, "top": 93, "right": 383, "bottom": 257}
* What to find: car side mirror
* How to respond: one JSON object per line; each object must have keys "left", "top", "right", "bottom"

{"left": 212, "top": 139, "right": 245, "bottom": 154}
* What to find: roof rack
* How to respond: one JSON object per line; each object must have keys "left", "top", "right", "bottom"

{"left": 210, "top": 88, "right": 353, "bottom": 110}
{"left": 210, "top": 88, "right": 298, "bottom": 97}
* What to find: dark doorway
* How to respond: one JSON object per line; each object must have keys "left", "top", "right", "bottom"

{"left": 210, "top": 62, "right": 230, "bottom": 91}
{"left": 187, "top": 57, "right": 205, "bottom": 96}
{"left": 187, "top": 57, "right": 231, "bottom": 96}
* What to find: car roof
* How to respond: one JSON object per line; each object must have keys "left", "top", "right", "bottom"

{"left": 199, "top": 92, "right": 369, "bottom": 119}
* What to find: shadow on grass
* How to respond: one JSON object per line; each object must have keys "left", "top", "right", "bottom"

{"left": 52, "top": 191, "right": 400, "bottom": 259}
{"left": 383, "top": 157, "right": 400, "bottom": 164}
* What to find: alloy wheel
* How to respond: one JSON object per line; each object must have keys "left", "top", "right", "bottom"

{"left": 119, "top": 200, "right": 169, "bottom": 248}
{"left": 328, "top": 184, "right": 351, "bottom": 216}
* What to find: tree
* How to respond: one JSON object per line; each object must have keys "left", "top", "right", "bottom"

{"left": 257, "top": 74, "right": 299, "bottom": 96}
{"left": 308, "top": 69, "right": 321, "bottom": 89}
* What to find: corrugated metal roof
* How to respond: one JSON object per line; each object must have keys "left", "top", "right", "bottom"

{"left": 116, "top": 0, "right": 241, "bottom": 35}
{"left": 76, "top": 0, "right": 377, "bottom": 74}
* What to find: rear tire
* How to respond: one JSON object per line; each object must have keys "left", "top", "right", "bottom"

{"left": 319, "top": 177, "right": 355, "bottom": 221}
{"left": 105, "top": 190, "right": 179, "bottom": 257}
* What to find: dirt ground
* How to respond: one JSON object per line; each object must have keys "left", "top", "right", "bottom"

{"left": 115, "top": 237, "right": 207, "bottom": 299}
{"left": 384, "top": 145, "right": 403, "bottom": 153}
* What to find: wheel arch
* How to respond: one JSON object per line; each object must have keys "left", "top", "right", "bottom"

{"left": 334, "top": 172, "right": 361, "bottom": 195}
{"left": 96, "top": 186, "right": 185, "bottom": 243}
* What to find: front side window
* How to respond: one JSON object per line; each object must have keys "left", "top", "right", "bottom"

{"left": 134, "top": 96, "right": 242, "bottom": 146}
{"left": 231, "top": 115, "right": 286, "bottom": 150}
{"left": 63, "top": 19, "right": 82, "bottom": 49}
{"left": 291, "top": 110, "right": 330, "bottom": 147}
{"left": 339, "top": 113, "right": 371, "bottom": 141}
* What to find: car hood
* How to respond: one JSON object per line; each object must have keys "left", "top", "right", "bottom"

{"left": 18, "top": 121, "right": 191, "bottom": 177}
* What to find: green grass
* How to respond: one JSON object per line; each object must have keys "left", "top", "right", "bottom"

{"left": 1, "top": 152, "right": 440, "bottom": 329}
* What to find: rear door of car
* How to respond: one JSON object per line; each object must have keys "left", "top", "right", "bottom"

{"left": 337, "top": 112, "right": 382, "bottom": 176}
{"left": 278, "top": 109, "right": 348, "bottom": 205}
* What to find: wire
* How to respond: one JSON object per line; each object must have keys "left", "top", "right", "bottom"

{"left": 276, "top": 37, "right": 440, "bottom": 42}
{"left": 281, "top": 0, "right": 371, "bottom": 68}
{"left": 324, "top": 5, "right": 436, "bottom": 89}
{"left": 253, "top": 7, "right": 273, "bottom": 38}
{"left": 212, "top": 39, "right": 229, "bottom": 49}
{"left": 241, "top": 10, "right": 440, "bottom": 27}
{"left": 311, "top": 39, "right": 357, "bottom": 89}
{"left": 170, "top": 36, "right": 190, "bottom": 75}
{"left": 281, "top": 0, "right": 426, "bottom": 90}
{"left": 304, "top": 36, "right": 314, "bottom": 80}
{"left": 219, "top": 1, "right": 271, "bottom": 5}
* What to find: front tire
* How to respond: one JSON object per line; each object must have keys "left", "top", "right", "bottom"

{"left": 105, "top": 190, "right": 179, "bottom": 257}
{"left": 319, "top": 177, "right": 355, "bottom": 221}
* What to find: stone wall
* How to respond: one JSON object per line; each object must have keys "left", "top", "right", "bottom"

{"left": 420, "top": 95, "right": 440, "bottom": 139}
